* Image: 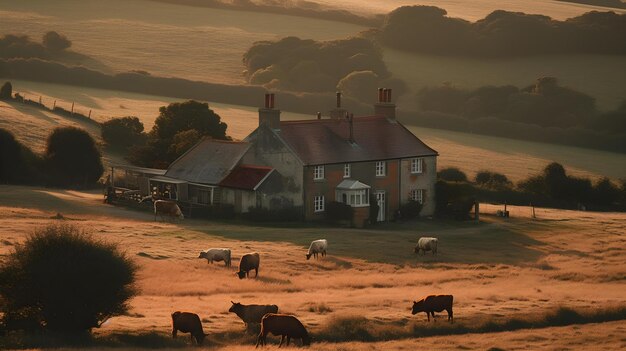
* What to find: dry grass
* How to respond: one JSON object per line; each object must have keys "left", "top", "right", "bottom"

{"left": 0, "top": 185, "right": 624, "bottom": 350}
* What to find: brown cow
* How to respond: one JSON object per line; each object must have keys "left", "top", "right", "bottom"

{"left": 171, "top": 311, "right": 207, "bottom": 345}
{"left": 411, "top": 295, "right": 454, "bottom": 322}
{"left": 256, "top": 313, "right": 310, "bottom": 348}
{"left": 236, "top": 252, "right": 260, "bottom": 279}
{"left": 154, "top": 200, "right": 184, "bottom": 221}
{"left": 229, "top": 301, "right": 279, "bottom": 328}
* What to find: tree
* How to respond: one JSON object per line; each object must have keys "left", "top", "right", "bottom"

{"left": 101, "top": 116, "right": 145, "bottom": 148}
{"left": 45, "top": 127, "right": 104, "bottom": 186}
{"left": 475, "top": 170, "right": 512, "bottom": 189}
{"left": 437, "top": 167, "right": 468, "bottom": 182}
{"left": 168, "top": 129, "right": 201, "bottom": 161}
{"left": 0, "top": 224, "right": 136, "bottom": 332}
{"left": 152, "top": 100, "right": 228, "bottom": 142}
{"left": 0, "top": 128, "right": 42, "bottom": 184}
{"left": 42, "top": 31, "right": 71, "bottom": 51}
{"left": 0, "top": 81, "right": 12, "bottom": 99}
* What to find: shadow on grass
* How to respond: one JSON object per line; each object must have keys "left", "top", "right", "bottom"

{"left": 0, "top": 331, "right": 187, "bottom": 349}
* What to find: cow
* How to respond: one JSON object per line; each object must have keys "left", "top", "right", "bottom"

{"left": 199, "top": 248, "right": 232, "bottom": 267}
{"left": 171, "top": 311, "right": 207, "bottom": 345}
{"left": 154, "top": 200, "right": 184, "bottom": 222}
{"left": 306, "top": 239, "right": 327, "bottom": 260}
{"left": 411, "top": 295, "right": 454, "bottom": 322}
{"left": 414, "top": 237, "right": 438, "bottom": 255}
{"left": 256, "top": 313, "right": 310, "bottom": 348}
{"left": 229, "top": 301, "right": 279, "bottom": 328}
{"left": 237, "top": 252, "right": 260, "bottom": 279}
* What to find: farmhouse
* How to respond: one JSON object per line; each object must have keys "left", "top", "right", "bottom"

{"left": 110, "top": 89, "right": 438, "bottom": 225}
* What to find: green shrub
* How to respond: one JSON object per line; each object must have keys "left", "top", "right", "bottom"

{"left": 399, "top": 200, "right": 423, "bottom": 219}
{"left": 325, "top": 201, "right": 354, "bottom": 222}
{"left": 437, "top": 167, "right": 468, "bottom": 182}
{"left": 44, "top": 127, "right": 104, "bottom": 187}
{"left": 0, "top": 224, "right": 137, "bottom": 333}
{"left": 101, "top": 116, "right": 145, "bottom": 149}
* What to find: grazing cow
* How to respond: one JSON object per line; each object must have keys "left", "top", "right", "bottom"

{"left": 306, "top": 239, "right": 328, "bottom": 260}
{"left": 154, "top": 200, "right": 184, "bottom": 222}
{"left": 171, "top": 311, "right": 207, "bottom": 345}
{"left": 411, "top": 295, "right": 454, "bottom": 322}
{"left": 199, "top": 248, "right": 232, "bottom": 267}
{"left": 256, "top": 313, "right": 310, "bottom": 348}
{"left": 237, "top": 252, "right": 260, "bottom": 279}
{"left": 414, "top": 237, "right": 438, "bottom": 255}
{"left": 229, "top": 301, "right": 279, "bottom": 328}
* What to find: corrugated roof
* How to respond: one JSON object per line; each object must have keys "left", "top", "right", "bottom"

{"left": 165, "top": 138, "right": 250, "bottom": 185}
{"left": 219, "top": 165, "right": 273, "bottom": 190}
{"left": 276, "top": 116, "right": 438, "bottom": 165}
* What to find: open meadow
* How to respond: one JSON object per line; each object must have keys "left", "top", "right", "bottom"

{"left": 0, "top": 185, "right": 624, "bottom": 350}
{"left": 4, "top": 80, "right": 626, "bottom": 183}
{"left": 1, "top": 0, "right": 625, "bottom": 110}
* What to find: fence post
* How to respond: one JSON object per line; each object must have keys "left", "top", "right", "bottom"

{"left": 71, "top": 102, "right": 74, "bottom": 115}
{"left": 53, "top": 100, "right": 56, "bottom": 109}
{"left": 88, "top": 109, "right": 92, "bottom": 119}
{"left": 474, "top": 201, "right": 480, "bottom": 222}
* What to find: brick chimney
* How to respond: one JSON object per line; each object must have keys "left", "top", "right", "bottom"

{"left": 330, "top": 91, "right": 347, "bottom": 119}
{"left": 259, "top": 93, "right": 281, "bottom": 129}
{"left": 374, "top": 88, "right": 396, "bottom": 120}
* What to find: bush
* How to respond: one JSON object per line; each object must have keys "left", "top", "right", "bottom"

{"left": 325, "top": 201, "right": 354, "bottom": 222}
{"left": 437, "top": 167, "right": 468, "bottom": 182}
{"left": 399, "top": 200, "right": 423, "bottom": 219}
{"left": 0, "top": 81, "right": 12, "bottom": 99}
{"left": 0, "top": 224, "right": 137, "bottom": 333}
{"left": 101, "top": 116, "right": 144, "bottom": 149}
{"left": 45, "top": 127, "right": 104, "bottom": 186}
{"left": 475, "top": 170, "right": 512, "bottom": 190}
{"left": 369, "top": 194, "right": 380, "bottom": 224}
{"left": 0, "top": 128, "right": 43, "bottom": 184}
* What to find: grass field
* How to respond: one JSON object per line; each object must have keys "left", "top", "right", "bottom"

{"left": 0, "top": 185, "right": 624, "bottom": 350}
{"left": 1, "top": 0, "right": 625, "bottom": 110}
{"left": 5, "top": 80, "right": 626, "bottom": 183}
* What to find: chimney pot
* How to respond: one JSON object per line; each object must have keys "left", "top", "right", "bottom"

{"left": 336, "top": 91, "right": 342, "bottom": 108}
{"left": 317, "top": 112, "right": 321, "bottom": 120}
{"left": 378, "top": 88, "right": 384, "bottom": 103}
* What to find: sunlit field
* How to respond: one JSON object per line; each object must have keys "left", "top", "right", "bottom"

{"left": 5, "top": 80, "right": 626, "bottom": 182}
{"left": 0, "top": 186, "right": 624, "bottom": 349}
{"left": 1, "top": 0, "right": 625, "bottom": 110}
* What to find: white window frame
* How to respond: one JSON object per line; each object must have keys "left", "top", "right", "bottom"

{"left": 343, "top": 164, "right": 351, "bottom": 178}
{"left": 375, "top": 161, "right": 386, "bottom": 177}
{"left": 410, "top": 189, "right": 424, "bottom": 204}
{"left": 411, "top": 158, "right": 423, "bottom": 174}
{"left": 314, "top": 165, "right": 325, "bottom": 180}
{"left": 314, "top": 195, "right": 325, "bottom": 212}
{"left": 338, "top": 189, "right": 369, "bottom": 207}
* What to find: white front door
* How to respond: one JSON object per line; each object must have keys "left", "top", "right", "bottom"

{"left": 376, "top": 191, "right": 386, "bottom": 222}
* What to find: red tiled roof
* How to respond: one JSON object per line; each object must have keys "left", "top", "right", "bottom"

{"left": 218, "top": 165, "right": 273, "bottom": 190}
{"left": 277, "top": 116, "right": 438, "bottom": 165}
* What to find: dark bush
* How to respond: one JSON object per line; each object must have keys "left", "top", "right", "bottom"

{"left": 0, "top": 128, "right": 42, "bottom": 184}
{"left": 0, "top": 224, "right": 137, "bottom": 333}
{"left": 475, "top": 170, "right": 512, "bottom": 190}
{"left": 435, "top": 180, "right": 476, "bottom": 219}
{"left": 399, "top": 200, "right": 423, "bottom": 219}
{"left": 325, "top": 201, "right": 354, "bottom": 222}
{"left": 437, "top": 167, "right": 468, "bottom": 182}
{"left": 101, "top": 116, "right": 145, "bottom": 149}
{"left": 45, "top": 127, "right": 104, "bottom": 187}
{"left": 369, "top": 194, "right": 380, "bottom": 224}
{"left": 42, "top": 31, "right": 71, "bottom": 51}
{"left": 0, "top": 81, "right": 12, "bottom": 99}
{"left": 153, "top": 100, "right": 228, "bottom": 142}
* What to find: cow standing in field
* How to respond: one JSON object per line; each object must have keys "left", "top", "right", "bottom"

{"left": 237, "top": 252, "right": 260, "bottom": 279}
{"left": 411, "top": 295, "right": 454, "bottom": 322}
{"left": 306, "top": 239, "right": 327, "bottom": 260}
{"left": 171, "top": 311, "right": 207, "bottom": 345}
{"left": 256, "top": 313, "right": 310, "bottom": 348}
{"left": 199, "top": 248, "right": 232, "bottom": 267}
{"left": 229, "top": 301, "right": 279, "bottom": 329}
{"left": 154, "top": 200, "right": 184, "bottom": 222}
{"left": 414, "top": 237, "right": 438, "bottom": 255}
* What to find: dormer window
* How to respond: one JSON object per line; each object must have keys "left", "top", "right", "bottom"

{"left": 314, "top": 165, "right": 325, "bottom": 180}
{"left": 375, "top": 161, "right": 386, "bottom": 177}
{"left": 344, "top": 164, "right": 351, "bottom": 178}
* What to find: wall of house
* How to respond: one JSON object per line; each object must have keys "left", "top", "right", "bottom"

{"left": 221, "top": 188, "right": 257, "bottom": 213}
{"left": 243, "top": 127, "right": 304, "bottom": 209}
{"left": 304, "top": 160, "right": 402, "bottom": 221}
{"left": 400, "top": 156, "right": 437, "bottom": 216}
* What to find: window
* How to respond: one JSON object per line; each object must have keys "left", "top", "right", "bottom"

{"left": 344, "top": 164, "right": 351, "bottom": 178}
{"left": 375, "top": 161, "right": 386, "bottom": 176}
{"left": 314, "top": 195, "right": 325, "bottom": 212}
{"left": 337, "top": 189, "right": 369, "bottom": 207}
{"left": 314, "top": 165, "right": 324, "bottom": 180}
{"left": 411, "top": 158, "right": 423, "bottom": 174}
{"left": 410, "top": 189, "right": 424, "bottom": 204}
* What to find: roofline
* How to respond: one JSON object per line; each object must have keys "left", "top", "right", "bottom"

{"left": 167, "top": 136, "right": 249, "bottom": 172}
{"left": 266, "top": 125, "right": 305, "bottom": 166}
{"left": 396, "top": 120, "right": 440, "bottom": 156}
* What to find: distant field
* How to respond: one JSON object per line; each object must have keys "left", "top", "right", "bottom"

{"left": 5, "top": 80, "right": 626, "bottom": 183}
{"left": 1, "top": 0, "right": 624, "bottom": 110}
{"left": 0, "top": 186, "right": 624, "bottom": 349}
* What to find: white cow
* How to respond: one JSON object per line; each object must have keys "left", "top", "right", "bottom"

{"left": 414, "top": 237, "right": 438, "bottom": 255}
{"left": 306, "top": 239, "right": 328, "bottom": 260}
{"left": 154, "top": 200, "right": 184, "bottom": 221}
{"left": 198, "top": 248, "right": 232, "bottom": 267}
